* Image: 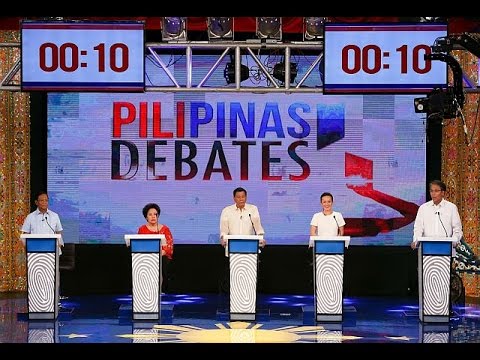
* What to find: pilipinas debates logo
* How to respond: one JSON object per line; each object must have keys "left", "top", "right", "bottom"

{"left": 110, "top": 101, "right": 346, "bottom": 182}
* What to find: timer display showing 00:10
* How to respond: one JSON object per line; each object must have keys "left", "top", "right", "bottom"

{"left": 341, "top": 44, "right": 432, "bottom": 75}
{"left": 38, "top": 42, "right": 129, "bottom": 73}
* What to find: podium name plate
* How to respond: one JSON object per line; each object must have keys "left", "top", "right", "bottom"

{"left": 224, "top": 234, "right": 263, "bottom": 257}
{"left": 124, "top": 234, "right": 167, "bottom": 247}
{"left": 309, "top": 235, "right": 350, "bottom": 249}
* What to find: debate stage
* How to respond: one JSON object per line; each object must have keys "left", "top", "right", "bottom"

{"left": 1, "top": 292, "right": 479, "bottom": 344}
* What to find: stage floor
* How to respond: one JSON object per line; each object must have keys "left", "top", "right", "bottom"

{"left": 0, "top": 293, "right": 479, "bottom": 343}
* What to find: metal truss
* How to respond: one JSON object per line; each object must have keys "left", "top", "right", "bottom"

{"left": 0, "top": 42, "right": 21, "bottom": 91}
{"left": 145, "top": 41, "right": 324, "bottom": 93}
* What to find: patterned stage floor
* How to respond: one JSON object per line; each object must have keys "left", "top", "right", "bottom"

{"left": 0, "top": 293, "right": 479, "bottom": 344}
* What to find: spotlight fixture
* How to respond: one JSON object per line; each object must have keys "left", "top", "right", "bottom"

{"left": 273, "top": 62, "right": 298, "bottom": 83}
{"left": 256, "top": 17, "right": 282, "bottom": 41}
{"left": 43, "top": 17, "right": 65, "bottom": 21}
{"left": 420, "top": 17, "right": 447, "bottom": 23}
{"left": 162, "top": 17, "right": 187, "bottom": 41}
{"left": 304, "top": 17, "right": 326, "bottom": 41}
{"left": 224, "top": 62, "right": 249, "bottom": 84}
{"left": 207, "top": 17, "right": 234, "bottom": 40}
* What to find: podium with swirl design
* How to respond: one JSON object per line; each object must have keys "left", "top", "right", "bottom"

{"left": 125, "top": 234, "right": 166, "bottom": 320}
{"left": 310, "top": 236, "right": 350, "bottom": 322}
{"left": 21, "top": 234, "right": 62, "bottom": 320}
{"left": 225, "top": 235, "right": 262, "bottom": 321}
{"left": 417, "top": 237, "right": 455, "bottom": 323}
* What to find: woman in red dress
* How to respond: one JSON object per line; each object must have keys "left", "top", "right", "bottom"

{"left": 138, "top": 203, "right": 174, "bottom": 293}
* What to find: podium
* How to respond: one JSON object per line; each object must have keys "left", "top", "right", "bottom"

{"left": 21, "top": 234, "right": 62, "bottom": 320}
{"left": 124, "top": 234, "right": 166, "bottom": 320}
{"left": 310, "top": 236, "right": 350, "bottom": 322}
{"left": 417, "top": 237, "right": 455, "bottom": 323}
{"left": 225, "top": 235, "right": 262, "bottom": 321}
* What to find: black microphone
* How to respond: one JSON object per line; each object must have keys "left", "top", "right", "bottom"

{"left": 333, "top": 214, "right": 341, "bottom": 235}
{"left": 248, "top": 213, "right": 257, "bottom": 235}
{"left": 333, "top": 214, "right": 340, "bottom": 229}
{"left": 156, "top": 213, "right": 159, "bottom": 233}
{"left": 436, "top": 211, "right": 448, "bottom": 237}
{"left": 44, "top": 215, "right": 56, "bottom": 234}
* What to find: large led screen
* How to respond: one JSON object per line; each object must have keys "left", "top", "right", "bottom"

{"left": 48, "top": 92, "right": 426, "bottom": 245}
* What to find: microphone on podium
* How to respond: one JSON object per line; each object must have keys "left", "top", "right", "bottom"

{"left": 248, "top": 213, "right": 257, "bottom": 235}
{"left": 333, "top": 214, "right": 340, "bottom": 228}
{"left": 44, "top": 215, "right": 56, "bottom": 234}
{"left": 333, "top": 214, "right": 341, "bottom": 235}
{"left": 436, "top": 211, "right": 448, "bottom": 237}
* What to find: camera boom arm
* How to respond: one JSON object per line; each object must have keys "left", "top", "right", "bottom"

{"left": 432, "top": 33, "right": 480, "bottom": 58}
{"left": 425, "top": 52, "right": 465, "bottom": 108}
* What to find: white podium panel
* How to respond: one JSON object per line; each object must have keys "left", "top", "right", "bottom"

{"left": 225, "top": 235, "right": 262, "bottom": 321}
{"left": 310, "top": 236, "right": 350, "bottom": 322}
{"left": 21, "top": 234, "right": 62, "bottom": 320}
{"left": 417, "top": 237, "right": 455, "bottom": 323}
{"left": 125, "top": 234, "right": 166, "bottom": 321}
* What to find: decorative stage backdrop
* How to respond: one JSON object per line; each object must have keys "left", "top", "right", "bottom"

{"left": 442, "top": 50, "right": 480, "bottom": 299}
{"left": 0, "top": 30, "right": 29, "bottom": 292}
{"left": 47, "top": 92, "right": 425, "bottom": 246}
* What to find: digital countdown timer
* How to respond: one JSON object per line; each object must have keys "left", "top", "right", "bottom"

{"left": 323, "top": 23, "right": 447, "bottom": 93}
{"left": 21, "top": 21, "right": 144, "bottom": 91}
